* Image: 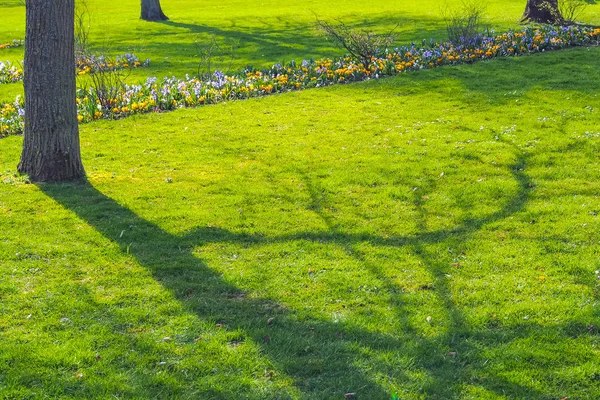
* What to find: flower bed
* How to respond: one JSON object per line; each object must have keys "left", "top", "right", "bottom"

{"left": 76, "top": 53, "right": 149, "bottom": 75}
{"left": 0, "top": 98, "right": 23, "bottom": 136}
{"left": 0, "top": 53, "right": 148, "bottom": 86}
{"left": 0, "top": 40, "right": 23, "bottom": 50}
{"left": 2, "top": 25, "right": 599, "bottom": 137}
{"left": 0, "top": 61, "right": 22, "bottom": 84}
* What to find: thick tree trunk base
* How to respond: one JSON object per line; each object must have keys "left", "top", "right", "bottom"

{"left": 20, "top": 0, "right": 85, "bottom": 183}
{"left": 18, "top": 146, "right": 85, "bottom": 182}
{"left": 522, "top": 0, "right": 565, "bottom": 24}
{"left": 141, "top": 0, "right": 168, "bottom": 21}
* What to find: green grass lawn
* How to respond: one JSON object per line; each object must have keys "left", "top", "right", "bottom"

{"left": 2, "top": 0, "right": 600, "bottom": 398}
{"left": 1, "top": 48, "right": 600, "bottom": 398}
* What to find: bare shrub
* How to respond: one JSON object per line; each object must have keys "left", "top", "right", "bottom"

{"left": 560, "top": 0, "right": 590, "bottom": 24}
{"left": 442, "top": 1, "right": 487, "bottom": 46}
{"left": 315, "top": 18, "right": 398, "bottom": 66}
{"left": 194, "top": 36, "right": 240, "bottom": 78}
{"left": 75, "top": 0, "right": 92, "bottom": 59}
{"left": 84, "top": 62, "right": 128, "bottom": 113}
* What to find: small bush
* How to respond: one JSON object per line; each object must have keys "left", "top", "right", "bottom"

{"left": 83, "top": 61, "right": 128, "bottom": 114}
{"left": 560, "top": 0, "right": 590, "bottom": 24}
{"left": 443, "top": 1, "right": 487, "bottom": 46}
{"left": 194, "top": 36, "right": 240, "bottom": 79}
{"left": 316, "top": 18, "right": 397, "bottom": 66}
{"left": 75, "top": 0, "right": 92, "bottom": 59}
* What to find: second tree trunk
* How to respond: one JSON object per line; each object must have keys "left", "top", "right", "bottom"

{"left": 141, "top": 0, "right": 168, "bottom": 21}
{"left": 522, "top": 0, "right": 564, "bottom": 24}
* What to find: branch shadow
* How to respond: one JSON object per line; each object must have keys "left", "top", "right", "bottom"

{"left": 103, "top": 15, "right": 448, "bottom": 75}
{"left": 388, "top": 45, "right": 600, "bottom": 106}
{"left": 38, "top": 136, "right": 590, "bottom": 398}
{"left": 40, "top": 181, "right": 399, "bottom": 398}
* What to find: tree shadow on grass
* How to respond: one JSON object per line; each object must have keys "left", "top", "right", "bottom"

{"left": 381, "top": 45, "right": 600, "bottom": 107}
{"left": 108, "top": 16, "right": 449, "bottom": 74}
{"left": 37, "top": 135, "right": 597, "bottom": 398}
{"left": 40, "top": 181, "right": 397, "bottom": 398}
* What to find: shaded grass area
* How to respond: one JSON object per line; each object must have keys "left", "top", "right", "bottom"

{"left": 1, "top": 48, "right": 600, "bottom": 398}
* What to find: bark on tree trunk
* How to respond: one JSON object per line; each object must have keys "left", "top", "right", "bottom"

{"left": 18, "top": 0, "right": 85, "bottom": 182}
{"left": 141, "top": 0, "right": 168, "bottom": 21}
{"left": 522, "top": 0, "right": 565, "bottom": 24}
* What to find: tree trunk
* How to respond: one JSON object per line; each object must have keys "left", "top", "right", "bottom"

{"left": 141, "top": 0, "right": 168, "bottom": 21}
{"left": 18, "top": 0, "right": 85, "bottom": 182}
{"left": 522, "top": 0, "right": 565, "bottom": 24}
